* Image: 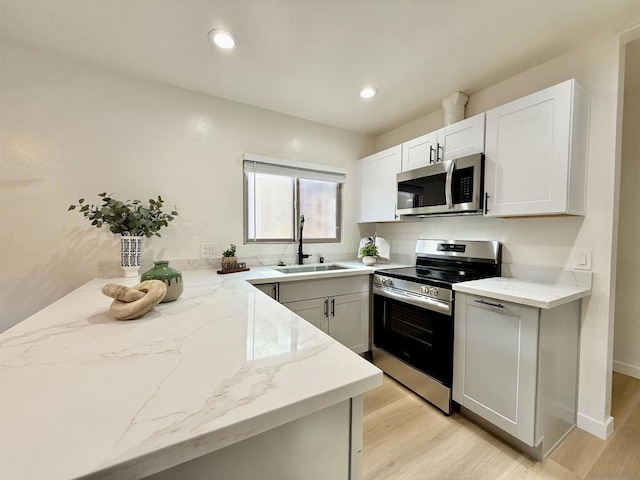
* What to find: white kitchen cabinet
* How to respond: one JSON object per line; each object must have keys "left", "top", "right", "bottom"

{"left": 283, "top": 297, "right": 328, "bottom": 332}
{"left": 439, "top": 113, "right": 486, "bottom": 162}
{"left": 280, "top": 276, "right": 370, "bottom": 354}
{"left": 484, "top": 78, "right": 590, "bottom": 217}
{"left": 358, "top": 145, "right": 402, "bottom": 222}
{"left": 401, "top": 131, "right": 439, "bottom": 171}
{"left": 254, "top": 282, "right": 279, "bottom": 300}
{"left": 401, "top": 113, "right": 486, "bottom": 171}
{"left": 329, "top": 292, "right": 369, "bottom": 353}
{"left": 453, "top": 292, "right": 580, "bottom": 460}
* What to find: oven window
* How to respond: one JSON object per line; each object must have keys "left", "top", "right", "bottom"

{"left": 397, "top": 173, "right": 446, "bottom": 209}
{"left": 373, "top": 294, "right": 453, "bottom": 386}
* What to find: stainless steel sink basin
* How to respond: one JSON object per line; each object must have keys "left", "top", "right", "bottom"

{"left": 274, "top": 264, "right": 351, "bottom": 274}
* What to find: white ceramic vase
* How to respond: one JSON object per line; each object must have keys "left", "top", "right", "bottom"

{"left": 362, "top": 256, "right": 376, "bottom": 266}
{"left": 121, "top": 235, "right": 143, "bottom": 277}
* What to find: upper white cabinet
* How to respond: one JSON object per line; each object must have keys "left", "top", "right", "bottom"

{"left": 401, "top": 131, "right": 439, "bottom": 171}
{"left": 439, "top": 113, "right": 486, "bottom": 162}
{"left": 401, "top": 113, "right": 486, "bottom": 171}
{"left": 484, "top": 79, "right": 590, "bottom": 217}
{"left": 359, "top": 145, "right": 402, "bottom": 223}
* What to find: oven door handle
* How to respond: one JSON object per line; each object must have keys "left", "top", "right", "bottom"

{"left": 373, "top": 285, "right": 451, "bottom": 316}
{"left": 444, "top": 159, "right": 455, "bottom": 210}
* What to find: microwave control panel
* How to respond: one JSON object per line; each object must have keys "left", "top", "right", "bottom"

{"left": 453, "top": 167, "right": 474, "bottom": 204}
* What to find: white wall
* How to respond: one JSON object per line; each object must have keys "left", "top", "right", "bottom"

{"left": 0, "top": 40, "right": 374, "bottom": 331}
{"left": 613, "top": 39, "right": 640, "bottom": 379}
{"left": 374, "top": 32, "right": 624, "bottom": 439}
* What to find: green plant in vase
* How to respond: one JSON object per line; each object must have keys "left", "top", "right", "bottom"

{"left": 69, "top": 193, "right": 178, "bottom": 277}
{"left": 359, "top": 242, "right": 379, "bottom": 266}
{"left": 221, "top": 244, "right": 237, "bottom": 270}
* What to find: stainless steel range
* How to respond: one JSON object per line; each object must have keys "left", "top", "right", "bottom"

{"left": 372, "top": 239, "right": 501, "bottom": 414}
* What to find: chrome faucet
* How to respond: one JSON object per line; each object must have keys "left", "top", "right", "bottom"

{"left": 297, "top": 214, "right": 311, "bottom": 265}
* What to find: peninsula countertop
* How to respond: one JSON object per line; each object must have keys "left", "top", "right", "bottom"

{"left": 0, "top": 265, "right": 386, "bottom": 480}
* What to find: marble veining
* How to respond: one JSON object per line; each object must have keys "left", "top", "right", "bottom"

{"left": 0, "top": 267, "right": 382, "bottom": 480}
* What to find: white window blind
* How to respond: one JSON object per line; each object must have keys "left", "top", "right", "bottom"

{"left": 242, "top": 160, "right": 346, "bottom": 184}
{"left": 243, "top": 155, "right": 345, "bottom": 244}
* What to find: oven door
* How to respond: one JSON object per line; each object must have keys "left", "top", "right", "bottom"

{"left": 372, "top": 285, "right": 453, "bottom": 387}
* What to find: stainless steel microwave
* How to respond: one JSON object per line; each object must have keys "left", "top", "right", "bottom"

{"left": 396, "top": 153, "right": 484, "bottom": 216}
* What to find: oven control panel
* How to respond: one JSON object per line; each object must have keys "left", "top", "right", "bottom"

{"left": 373, "top": 275, "right": 452, "bottom": 303}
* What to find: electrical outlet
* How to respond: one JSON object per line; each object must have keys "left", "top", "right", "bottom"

{"left": 200, "top": 243, "right": 216, "bottom": 259}
{"left": 575, "top": 250, "right": 592, "bottom": 271}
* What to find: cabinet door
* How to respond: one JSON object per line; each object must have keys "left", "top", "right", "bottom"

{"left": 453, "top": 293, "right": 539, "bottom": 446}
{"left": 282, "top": 298, "right": 329, "bottom": 334}
{"left": 440, "top": 113, "right": 485, "bottom": 162}
{"left": 401, "top": 131, "right": 438, "bottom": 171}
{"left": 254, "top": 283, "right": 278, "bottom": 300}
{"left": 359, "top": 145, "right": 402, "bottom": 222}
{"left": 329, "top": 292, "right": 369, "bottom": 354}
{"left": 484, "top": 80, "right": 574, "bottom": 216}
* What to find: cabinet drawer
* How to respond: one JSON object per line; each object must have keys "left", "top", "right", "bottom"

{"left": 279, "top": 275, "right": 370, "bottom": 303}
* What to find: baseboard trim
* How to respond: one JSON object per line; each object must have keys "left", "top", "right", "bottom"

{"left": 613, "top": 360, "right": 640, "bottom": 379}
{"left": 577, "top": 413, "right": 614, "bottom": 440}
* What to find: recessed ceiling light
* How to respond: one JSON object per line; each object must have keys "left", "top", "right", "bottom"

{"left": 358, "top": 86, "right": 378, "bottom": 99}
{"left": 207, "top": 29, "right": 238, "bottom": 50}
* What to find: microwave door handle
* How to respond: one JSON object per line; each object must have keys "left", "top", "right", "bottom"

{"left": 444, "top": 160, "right": 455, "bottom": 209}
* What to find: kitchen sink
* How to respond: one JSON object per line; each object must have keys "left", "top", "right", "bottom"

{"left": 273, "top": 264, "right": 352, "bottom": 274}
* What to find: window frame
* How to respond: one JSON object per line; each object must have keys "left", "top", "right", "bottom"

{"left": 243, "top": 154, "right": 345, "bottom": 245}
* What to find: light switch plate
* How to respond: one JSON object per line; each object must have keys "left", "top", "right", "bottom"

{"left": 575, "top": 250, "right": 592, "bottom": 271}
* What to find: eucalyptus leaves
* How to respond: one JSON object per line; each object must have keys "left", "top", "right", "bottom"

{"left": 68, "top": 193, "right": 178, "bottom": 238}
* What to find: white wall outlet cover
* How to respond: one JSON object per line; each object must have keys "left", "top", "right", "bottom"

{"left": 200, "top": 243, "right": 216, "bottom": 259}
{"left": 575, "top": 250, "right": 592, "bottom": 271}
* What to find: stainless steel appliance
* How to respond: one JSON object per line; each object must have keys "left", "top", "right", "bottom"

{"left": 396, "top": 153, "right": 484, "bottom": 216}
{"left": 372, "top": 239, "right": 501, "bottom": 414}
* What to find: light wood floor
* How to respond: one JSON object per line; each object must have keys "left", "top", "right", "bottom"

{"left": 362, "top": 372, "right": 640, "bottom": 480}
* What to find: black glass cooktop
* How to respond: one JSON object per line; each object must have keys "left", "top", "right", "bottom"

{"left": 376, "top": 266, "right": 495, "bottom": 289}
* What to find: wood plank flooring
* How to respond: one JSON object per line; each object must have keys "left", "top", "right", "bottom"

{"left": 362, "top": 372, "right": 640, "bottom": 480}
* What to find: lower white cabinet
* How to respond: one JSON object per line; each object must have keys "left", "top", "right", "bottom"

{"left": 280, "top": 276, "right": 370, "bottom": 354}
{"left": 453, "top": 292, "right": 580, "bottom": 459}
{"left": 253, "top": 282, "right": 279, "bottom": 300}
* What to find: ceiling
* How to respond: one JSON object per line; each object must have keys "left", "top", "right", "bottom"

{"left": 1, "top": 0, "right": 640, "bottom": 136}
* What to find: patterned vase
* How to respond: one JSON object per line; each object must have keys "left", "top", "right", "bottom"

{"left": 141, "top": 261, "right": 184, "bottom": 303}
{"left": 121, "top": 235, "right": 143, "bottom": 277}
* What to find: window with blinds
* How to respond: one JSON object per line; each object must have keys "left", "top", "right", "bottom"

{"left": 243, "top": 154, "right": 345, "bottom": 244}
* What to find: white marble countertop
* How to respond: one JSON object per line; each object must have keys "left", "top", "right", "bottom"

{"left": 453, "top": 276, "right": 592, "bottom": 309}
{"left": 0, "top": 265, "right": 388, "bottom": 480}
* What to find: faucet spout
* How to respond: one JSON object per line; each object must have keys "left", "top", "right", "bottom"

{"left": 297, "top": 214, "right": 311, "bottom": 265}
